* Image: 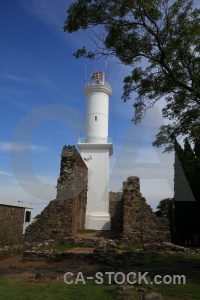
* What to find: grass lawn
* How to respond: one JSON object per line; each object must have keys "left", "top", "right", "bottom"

{"left": 132, "top": 253, "right": 200, "bottom": 299}
{"left": 0, "top": 277, "right": 116, "bottom": 300}
{"left": 0, "top": 252, "right": 200, "bottom": 299}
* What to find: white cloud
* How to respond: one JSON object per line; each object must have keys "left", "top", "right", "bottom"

{"left": 109, "top": 106, "right": 175, "bottom": 209}
{"left": 0, "top": 142, "right": 47, "bottom": 152}
{"left": 16, "top": 0, "right": 100, "bottom": 51}
{"left": 0, "top": 183, "right": 52, "bottom": 217}
{"left": 3, "top": 74, "right": 34, "bottom": 84}
{"left": 140, "top": 179, "right": 173, "bottom": 211}
{"left": 17, "top": 0, "right": 69, "bottom": 29}
{"left": 0, "top": 170, "right": 13, "bottom": 177}
{"left": 0, "top": 172, "right": 58, "bottom": 216}
{"left": 4, "top": 74, "right": 23, "bottom": 82}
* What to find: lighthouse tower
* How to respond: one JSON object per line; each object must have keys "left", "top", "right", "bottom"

{"left": 78, "top": 70, "right": 113, "bottom": 230}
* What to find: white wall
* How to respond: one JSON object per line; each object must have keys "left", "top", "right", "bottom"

{"left": 85, "top": 85, "right": 112, "bottom": 143}
{"left": 81, "top": 148, "right": 110, "bottom": 214}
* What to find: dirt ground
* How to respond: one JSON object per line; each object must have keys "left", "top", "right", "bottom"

{"left": 76, "top": 230, "right": 122, "bottom": 239}
{"left": 0, "top": 251, "right": 104, "bottom": 282}
{"left": 0, "top": 231, "right": 120, "bottom": 282}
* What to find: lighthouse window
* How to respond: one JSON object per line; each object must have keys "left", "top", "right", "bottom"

{"left": 95, "top": 116, "right": 97, "bottom": 121}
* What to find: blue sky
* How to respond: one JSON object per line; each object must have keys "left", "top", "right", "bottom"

{"left": 0, "top": 0, "right": 178, "bottom": 217}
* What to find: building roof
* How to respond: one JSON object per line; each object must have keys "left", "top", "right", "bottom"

{"left": 0, "top": 200, "right": 33, "bottom": 209}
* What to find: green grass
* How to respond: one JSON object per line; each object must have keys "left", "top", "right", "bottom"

{"left": 1, "top": 253, "right": 200, "bottom": 299}
{"left": 132, "top": 253, "right": 200, "bottom": 299}
{"left": 52, "top": 244, "right": 75, "bottom": 252}
{"left": 155, "top": 282, "right": 200, "bottom": 299}
{"left": 52, "top": 243, "right": 94, "bottom": 252}
{"left": 0, "top": 277, "right": 116, "bottom": 300}
{"left": 118, "top": 244, "right": 143, "bottom": 252}
{"left": 105, "top": 246, "right": 117, "bottom": 253}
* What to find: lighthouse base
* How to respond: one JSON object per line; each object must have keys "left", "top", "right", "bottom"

{"left": 86, "top": 212, "right": 111, "bottom": 230}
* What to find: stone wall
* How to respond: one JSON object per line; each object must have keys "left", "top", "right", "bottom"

{"left": 24, "top": 145, "right": 169, "bottom": 245}
{"left": 25, "top": 146, "right": 88, "bottom": 243}
{"left": 23, "top": 241, "right": 200, "bottom": 263}
{"left": 109, "top": 178, "right": 170, "bottom": 243}
{"left": 122, "top": 176, "right": 170, "bottom": 243}
{"left": 109, "top": 192, "right": 123, "bottom": 232}
{"left": 0, "top": 205, "right": 24, "bottom": 246}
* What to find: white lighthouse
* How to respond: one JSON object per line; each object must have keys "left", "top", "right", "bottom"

{"left": 78, "top": 70, "right": 113, "bottom": 230}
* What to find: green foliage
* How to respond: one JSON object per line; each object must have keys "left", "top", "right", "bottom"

{"left": 155, "top": 198, "right": 176, "bottom": 242}
{"left": 34, "top": 214, "right": 41, "bottom": 219}
{"left": 64, "top": 0, "right": 200, "bottom": 151}
{"left": 155, "top": 198, "right": 173, "bottom": 218}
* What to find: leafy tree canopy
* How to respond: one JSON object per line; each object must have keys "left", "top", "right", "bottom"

{"left": 155, "top": 198, "right": 174, "bottom": 218}
{"left": 64, "top": 0, "right": 200, "bottom": 151}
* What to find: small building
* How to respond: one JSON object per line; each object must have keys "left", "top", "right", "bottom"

{"left": 0, "top": 200, "right": 33, "bottom": 246}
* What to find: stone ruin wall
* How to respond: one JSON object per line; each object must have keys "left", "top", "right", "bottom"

{"left": 109, "top": 192, "right": 123, "bottom": 232}
{"left": 0, "top": 205, "right": 25, "bottom": 246}
{"left": 25, "top": 146, "right": 88, "bottom": 243}
{"left": 123, "top": 176, "right": 170, "bottom": 243}
{"left": 24, "top": 145, "right": 170, "bottom": 245}
{"left": 109, "top": 176, "right": 171, "bottom": 243}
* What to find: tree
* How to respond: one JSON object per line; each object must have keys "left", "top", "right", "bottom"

{"left": 64, "top": 0, "right": 200, "bottom": 151}
{"left": 192, "top": 138, "right": 200, "bottom": 203}
{"left": 155, "top": 198, "right": 176, "bottom": 241}
{"left": 174, "top": 138, "right": 200, "bottom": 246}
{"left": 155, "top": 198, "right": 173, "bottom": 218}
